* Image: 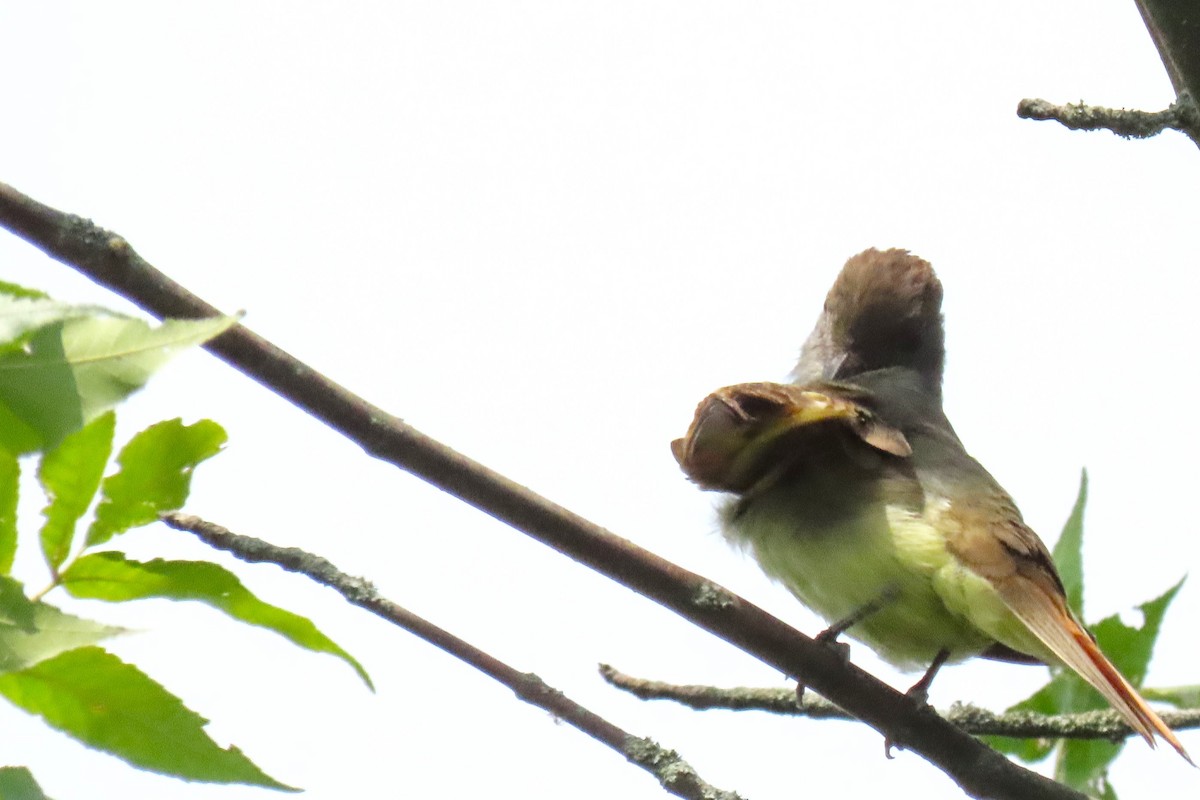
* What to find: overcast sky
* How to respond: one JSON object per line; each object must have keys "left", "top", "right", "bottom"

{"left": 2, "top": 2, "right": 1198, "bottom": 798}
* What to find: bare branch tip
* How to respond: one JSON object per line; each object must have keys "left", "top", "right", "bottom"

{"left": 1016, "top": 94, "right": 1197, "bottom": 142}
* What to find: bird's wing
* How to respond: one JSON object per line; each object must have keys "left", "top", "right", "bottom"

{"left": 946, "top": 510, "right": 1190, "bottom": 761}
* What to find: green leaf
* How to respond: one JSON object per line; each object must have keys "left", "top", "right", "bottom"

{"left": 0, "top": 576, "right": 124, "bottom": 672}
{"left": 38, "top": 412, "right": 116, "bottom": 572}
{"left": 982, "top": 672, "right": 1072, "bottom": 762}
{"left": 0, "top": 282, "right": 50, "bottom": 301}
{"left": 1056, "top": 736, "right": 1122, "bottom": 793}
{"left": 1052, "top": 469, "right": 1087, "bottom": 618}
{"left": 0, "top": 293, "right": 96, "bottom": 342}
{"left": 1090, "top": 578, "right": 1183, "bottom": 690}
{"left": 62, "top": 553, "right": 372, "bottom": 689}
{"left": 0, "top": 576, "right": 39, "bottom": 633}
{"left": 1095, "top": 777, "right": 1119, "bottom": 800}
{"left": 1143, "top": 684, "right": 1200, "bottom": 708}
{"left": 0, "top": 312, "right": 238, "bottom": 453}
{"left": 86, "top": 419, "right": 226, "bottom": 546}
{"left": 988, "top": 670, "right": 1120, "bottom": 787}
{"left": 61, "top": 314, "right": 237, "bottom": 417}
{"left": 0, "top": 647, "right": 295, "bottom": 790}
{"left": 0, "top": 401, "right": 41, "bottom": 456}
{"left": 0, "top": 323, "right": 79, "bottom": 454}
{"left": 0, "top": 447, "right": 18, "bottom": 574}
{"left": 0, "top": 766, "right": 54, "bottom": 800}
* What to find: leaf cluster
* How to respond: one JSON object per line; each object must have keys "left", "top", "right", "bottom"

{"left": 0, "top": 287, "right": 370, "bottom": 795}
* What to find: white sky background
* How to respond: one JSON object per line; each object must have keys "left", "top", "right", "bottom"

{"left": 2, "top": 2, "right": 1199, "bottom": 798}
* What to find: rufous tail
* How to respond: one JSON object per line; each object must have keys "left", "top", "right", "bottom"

{"left": 997, "top": 578, "right": 1192, "bottom": 764}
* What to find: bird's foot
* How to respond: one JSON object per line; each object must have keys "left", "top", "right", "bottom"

{"left": 798, "top": 623, "right": 852, "bottom": 705}
{"left": 881, "top": 649, "right": 951, "bottom": 759}
{"left": 904, "top": 648, "right": 951, "bottom": 707}
{"left": 814, "top": 627, "right": 852, "bottom": 659}
{"left": 795, "top": 634, "right": 849, "bottom": 706}
{"left": 798, "top": 590, "right": 902, "bottom": 704}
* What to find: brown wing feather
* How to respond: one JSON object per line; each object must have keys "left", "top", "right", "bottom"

{"left": 946, "top": 504, "right": 1190, "bottom": 761}
{"left": 993, "top": 574, "right": 1191, "bottom": 762}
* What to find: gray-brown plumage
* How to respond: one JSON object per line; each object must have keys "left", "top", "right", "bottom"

{"left": 673, "top": 248, "right": 1190, "bottom": 760}
{"left": 792, "top": 248, "right": 945, "bottom": 394}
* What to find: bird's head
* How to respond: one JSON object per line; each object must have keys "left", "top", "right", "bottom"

{"left": 793, "top": 248, "right": 945, "bottom": 394}
{"left": 672, "top": 382, "right": 911, "bottom": 494}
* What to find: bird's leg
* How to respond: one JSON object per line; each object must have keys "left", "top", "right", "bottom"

{"left": 906, "top": 648, "right": 951, "bottom": 706}
{"left": 882, "top": 648, "right": 952, "bottom": 758}
{"left": 816, "top": 584, "right": 901, "bottom": 651}
{"left": 796, "top": 585, "right": 900, "bottom": 706}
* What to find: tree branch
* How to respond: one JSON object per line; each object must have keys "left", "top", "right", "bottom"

{"left": 599, "top": 664, "right": 1200, "bottom": 741}
{"left": 1134, "top": 0, "right": 1200, "bottom": 105}
{"left": 161, "top": 513, "right": 742, "bottom": 800}
{"left": 0, "top": 181, "right": 1084, "bottom": 800}
{"left": 1016, "top": 94, "right": 1200, "bottom": 141}
{"left": 1019, "top": 0, "right": 1200, "bottom": 147}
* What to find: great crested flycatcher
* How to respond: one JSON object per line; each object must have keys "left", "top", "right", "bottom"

{"left": 672, "top": 248, "right": 1189, "bottom": 759}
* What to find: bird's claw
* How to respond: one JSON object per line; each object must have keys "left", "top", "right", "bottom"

{"left": 815, "top": 629, "right": 851, "bottom": 662}
{"left": 904, "top": 648, "right": 951, "bottom": 708}
{"left": 883, "top": 737, "right": 898, "bottom": 760}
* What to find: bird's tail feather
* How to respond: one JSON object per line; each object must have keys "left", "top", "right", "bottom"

{"left": 997, "top": 578, "right": 1191, "bottom": 763}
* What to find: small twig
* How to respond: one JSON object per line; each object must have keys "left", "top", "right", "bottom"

{"left": 599, "top": 665, "right": 1200, "bottom": 741}
{"left": 946, "top": 703, "right": 1200, "bottom": 742}
{"left": 161, "top": 512, "right": 743, "bottom": 800}
{"left": 1020, "top": 1, "right": 1200, "bottom": 149}
{"left": 0, "top": 182, "right": 1085, "bottom": 800}
{"left": 600, "top": 664, "right": 846, "bottom": 717}
{"left": 1016, "top": 93, "right": 1200, "bottom": 141}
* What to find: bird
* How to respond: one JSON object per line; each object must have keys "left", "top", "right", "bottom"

{"left": 671, "top": 247, "right": 1189, "bottom": 759}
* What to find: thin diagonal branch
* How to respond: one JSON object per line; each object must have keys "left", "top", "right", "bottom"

{"left": 0, "top": 181, "right": 1084, "bottom": 800}
{"left": 162, "top": 513, "right": 741, "bottom": 800}
{"left": 599, "top": 665, "right": 1200, "bottom": 741}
